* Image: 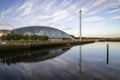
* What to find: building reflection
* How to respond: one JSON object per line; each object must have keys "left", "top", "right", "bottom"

{"left": 0, "top": 47, "right": 71, "bottom": 65}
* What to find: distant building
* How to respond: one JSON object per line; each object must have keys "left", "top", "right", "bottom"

{"left": 13, "top": 26, "right": 73, "bottom": 39}
{"left": 0, "top": 30, "right": 11, "bottom": 37}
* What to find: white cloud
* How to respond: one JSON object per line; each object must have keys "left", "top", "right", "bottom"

{"left": 0, "top": 8, "right": 12, "bottom": 18}
{"left": 0, "top": 0, "right": 120, "bottom": 36}
{"left": 18, "top": 0, "right": 38, "bottom": 11}
{"left": 83, "top": 0, "right": 117, "bottom": 15}
{"left": 43, "top": 0, "right": 57, "bottom": 11}
{"left": 107, "top": 8, "right": 120, "bottom": 14}
{"left": 84, "top": 16, "right": 104, "bottom": 22}
{"left": 49, "top": 15, "right": 76, "bottom": 28}
{"left": 54, "top": 10, "right": 68, "bottom": 17}
{"left": 110, "top": 15, "right": 120, "bottom": 20}
{"left": 0, "top": 22, "right": 14, "bottom": 30}
{"left": 50, "top": 10, "right": 70, "bottom": 23}
{"left": 52, "top": 0, "right": 73, "bottom": 10}
{"left": 18, "top": 0, "right": 39, "bottom": 17}
{"left": 0, "top": 0, "right": 85, "bottom": 29}
{"left": 34, "top": 0, "right": 57, "bottom": 12}
{"left": 92, "top": 0, "right": 108, "bottom": 8}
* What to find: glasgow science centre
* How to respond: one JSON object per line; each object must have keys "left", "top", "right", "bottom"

{"left": 0, "top": 26, "right": 73, "bottom": 39}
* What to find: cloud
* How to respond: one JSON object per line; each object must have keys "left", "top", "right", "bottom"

{"left": 83, "top": 0, "right": 119, "bottom": 15}
{"left": 0, "top": 8, "right": 12, "bottom": 18}
{"left": 83, "top": 16, "right": 104, "bottom": 22}
{"left": 107, "top": 8, "right": 120, "bottom": 14}
{"left": 18, "top": 0, "right": 39, "bottom": 17}
{"left": 28, "top": 9, "right": 73, "bottom": 27}
{"left": 1, "top": 0, "right": 108, "bottom": 28}
{"left": 110, "top": 15, "right": 120, "bottom": 20}
{"left": 51, "top": 10, "right": 69, "bottom": 22}
{"left": 92, "top": 0, "right": 108, "bottom": 8}
{"left": 43, "top": 0, "right": 57, "bottom": 11}
{"left": 57, "top": 0, "right": 73, "bottom": 10}
{"left": 0, "top": 0, "right": 120, "bottom": 33}
{"left": 0, "top": 22, "right": 14, "bottom": 30}
{"left": 48, "top": 15, "right": 76, "bottom": 29}
{"left": 16, "top": 0, "right": 61, "bottom": 26}
{"left": 0, "top": 8, "right": 15, "bottom": 29}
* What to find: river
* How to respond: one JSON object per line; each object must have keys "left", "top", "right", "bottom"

{"left": 0, "top": 42, "right": 120, "bottom": 80}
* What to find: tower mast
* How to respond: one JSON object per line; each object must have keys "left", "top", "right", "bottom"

{"left": 79, "top": 10, "right": 82, "bottom": 41}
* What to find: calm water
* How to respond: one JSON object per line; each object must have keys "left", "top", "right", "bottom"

{"left": 0, "top": 42, "right": 120, "bottom": 80}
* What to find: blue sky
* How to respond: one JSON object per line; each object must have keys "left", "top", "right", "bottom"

{"left": 0, "top": 0, "right": 120, "bottom": 37}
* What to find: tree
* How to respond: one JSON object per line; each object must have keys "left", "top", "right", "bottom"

{"left": 1, "top": 33, "right": 49, "bottom": 41}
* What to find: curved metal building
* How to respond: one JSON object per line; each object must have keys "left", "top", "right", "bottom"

{"left": 13, "top": 26, "right": 73, "bottom": 39}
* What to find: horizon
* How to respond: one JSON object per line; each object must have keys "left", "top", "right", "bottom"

{"left": 0, "top": 0, "right": 120, "bottom": 38}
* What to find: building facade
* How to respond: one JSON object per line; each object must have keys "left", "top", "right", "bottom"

{"left": 13, "top": 26, "right": 73, "bottom": 39}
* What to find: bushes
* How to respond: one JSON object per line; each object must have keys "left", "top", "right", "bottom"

{"left": 1, "top": 33, "right": 49, "bottom": 41}
{"left": 62, "top": 38, "right": 70, "bottom": 40}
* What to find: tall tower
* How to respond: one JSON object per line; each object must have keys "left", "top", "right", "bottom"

{"left": 79, "top": 10, "right": 82, "bottom": 41}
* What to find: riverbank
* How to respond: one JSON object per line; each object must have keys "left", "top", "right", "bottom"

{"left": 0, "top": 40, "right": 94, "bottom": 52}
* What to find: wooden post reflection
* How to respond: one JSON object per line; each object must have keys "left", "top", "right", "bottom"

{"left": 79, "top": 45, "right": 82, "bottom": 74}
{"left": 107, "top": 44, "right": 109, "bottom": 64}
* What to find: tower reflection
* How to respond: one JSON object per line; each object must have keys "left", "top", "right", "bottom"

{"left": 79, "top": 45, "right": 82, "bottom": 74}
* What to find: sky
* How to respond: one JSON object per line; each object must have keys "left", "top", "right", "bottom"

{"left": 0, "top": 0, "right": 120, "bottom": 38}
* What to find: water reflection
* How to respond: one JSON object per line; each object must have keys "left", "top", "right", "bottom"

{"left": 0, "top": 42, "right": 120, "bottom": 80}
{"left": 0, "top": 47, "right": 71, "bottom": 65}
{"left": 107, "top": 44, "right": 109, "bottom": 64}
{"left": 78, "top": 44, "right": 110, "bottom": 74}
{"left": 79, "top": 45, "right": 82, "bottom": 74}
{"left": 79, "top": 42, "right": 120, "bottom": 80}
